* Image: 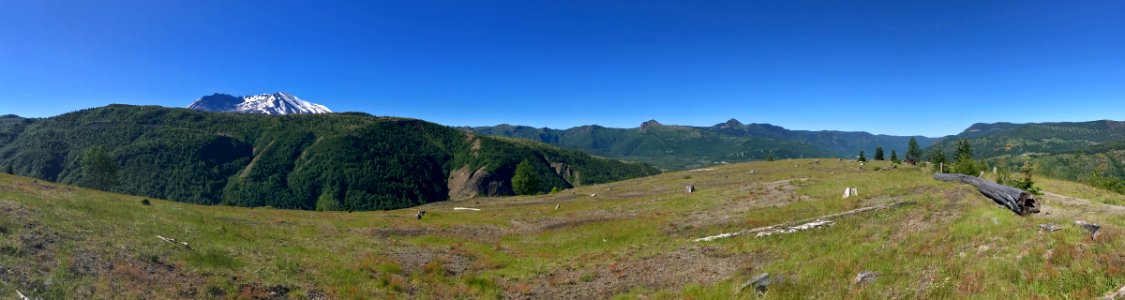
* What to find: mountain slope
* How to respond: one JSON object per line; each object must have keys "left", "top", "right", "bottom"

{"left": 929, "top": 120, "right": 1125, "bottom": 159}
{"left": 468, "top": 119, "right": 936, "bottom": 170}
{"left": 187, "top": 92, "right": 332, "bottom": 115}
{"left": 468, "top": 121, "right": 831, "bottom": 170}
{"left": 708, "top": 118, "right": 938, "bottom": 158}
{"left": 0, "top": 105, "right": 657, "bottom": 210}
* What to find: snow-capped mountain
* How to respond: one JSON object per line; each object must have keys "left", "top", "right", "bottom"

{"left": 186, "top": 92, "right": 332, "bottom": 115}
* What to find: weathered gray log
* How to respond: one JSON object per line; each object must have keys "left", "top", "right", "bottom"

{"left": 855, "top": 271, "right": 878, "bottom": 285}
{"left": 694, "top": 201, "right": 913, "bottom": 242}
{"left": 738, "top": 273, "right": 775, "bottom": 295}
{"left": 933, "top": 173, "right": 1040, "bottom": 215}
{"left": 1103, "top": 283, "right": 1125, "bottom": 300}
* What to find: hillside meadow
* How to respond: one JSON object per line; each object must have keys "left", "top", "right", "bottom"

{"left": 1, "top": 159, "right": 1123, "bottom": 299}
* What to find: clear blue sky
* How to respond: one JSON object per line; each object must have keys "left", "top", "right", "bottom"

{"left": 1, "top": 0, "right": 1123, "bottom": 137}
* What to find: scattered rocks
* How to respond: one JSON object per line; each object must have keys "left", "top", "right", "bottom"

{"left": 236, "top": 284, "right": 291, "bottom": 300}
{"left": 1039, "top": 223, "right": 1062, "bottom": 232}
{"left": 842, "top": 187, "right": 858, "bottom": 199}
{"left": 855, "top": 271, "right": 878, "bottom": 285}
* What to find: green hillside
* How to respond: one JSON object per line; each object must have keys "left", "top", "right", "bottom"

{"left": 0, "top": 105, "right": 658, "bottom": 211}
{"left": 927, "top": 120, "right": 1125, "bottom": 196}
{"left": 468, "top": 119, "right": 935, "bottom": 170}
{"left": 929, "top": 120, "right": 1125, "bottom": 159}
{"left": 0, "top": 159, "right": 1121, "bottom": 298}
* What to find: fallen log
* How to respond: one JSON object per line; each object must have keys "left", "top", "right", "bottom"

{"left": 933, "top": 173, "right": 1039, "bottom": 215}
{"left": 453, "top": 207, "right": 481, "bottom": 211}
{"left": 17, "top": 290, "right": 31, "bottom": 300}
{"left": 754, "top": 219, "right": 834, "bottom": 237}
{"left": 694, "top": 201, "right": 913, "bottom": 242}
{"left": 1103, "top": 283, "right": 1125, "bottom": 300}
{"left": 157, "top": 235, "right": 190, "bottom": 248}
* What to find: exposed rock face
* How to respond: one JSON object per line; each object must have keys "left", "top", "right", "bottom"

{"left": 447, "top": 166, "right": 512, "bottom": 199}
{"left": 639, "top": 120, "right": 662, "bottom": 132}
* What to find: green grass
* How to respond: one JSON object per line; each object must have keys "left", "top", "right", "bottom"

{"left": 0, "top": 159, "right": 1122, "bottom": 299}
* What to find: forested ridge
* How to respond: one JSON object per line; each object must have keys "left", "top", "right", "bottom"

{"left": 467, "top": 119, "right": 936, "bottom": 170}
{"left": 0, "top": 105, "right": 658, "bottom": 210}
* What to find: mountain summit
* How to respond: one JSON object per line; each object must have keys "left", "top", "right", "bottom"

{"left": 187, "top": 92, "right": 332, "bottom": 115}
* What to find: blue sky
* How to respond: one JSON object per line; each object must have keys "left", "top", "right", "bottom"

{"left": 1, "top": 0, "right": 1123, "bottom": 137}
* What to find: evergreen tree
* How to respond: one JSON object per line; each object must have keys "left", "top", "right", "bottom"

{"left": 874, "top": 147, "right": 885, "bottom": 161}
{"left": 930, "top": 148, "right": 948, "bottom": 172}
{"left": 858, "top": 151, "right": 867, "bottom": 162}
{"left": 906, "top": 137, "right": 922, "bottom": 165}
{"left": 766, "top": 153, "right": 775, "bottom": 161}
{"left": 511, "top": 159, "right": 541, "bottom": 195}
{"left": 81, "top": 146, "right": 119, "bottom": 190}
{"left": 954, "top": 140, "right": 973, "bottom": 162}
{"left": 1000, "top": 164, "right": 1042, "bottom": 195}
{"left": 315, "top": 185, "right": 342, "bottom": 211}
{"left": 890, "top": 150, "right": 899, "bottom": 163}
{"left": 952, "top": 140, "right": 980, "bottom": 175}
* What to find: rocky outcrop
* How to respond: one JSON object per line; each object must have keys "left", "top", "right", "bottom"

{"left": 447, "top": 166, "right": 512, "bottom": 199}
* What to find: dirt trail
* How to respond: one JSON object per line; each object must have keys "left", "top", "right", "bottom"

{"left": 1039, "top": 191, "right": 1125, "bottom": 218}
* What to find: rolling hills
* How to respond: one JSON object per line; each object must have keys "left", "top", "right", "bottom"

{"left": 928, "top": 120, "right": 1125, "bottom": 159}
{"left": 0, "top": 159, "right": 1121, "bottom": 298}
{"left": 928, "top": 120, "right": 1125, "bottom": 189}
{"left": 467, "top": 119, "right": 937, "bottom": 170}
{"left": 0, "top": 105, "right": 657, "bottom": 211}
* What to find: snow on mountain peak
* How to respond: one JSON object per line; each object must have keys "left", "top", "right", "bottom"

{"left": 187, "top": 92, "right": 333, "bottom": 115}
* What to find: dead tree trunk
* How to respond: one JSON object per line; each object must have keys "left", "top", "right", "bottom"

{"left": 933, "top": 173, "right": 1040, "bottom": 215}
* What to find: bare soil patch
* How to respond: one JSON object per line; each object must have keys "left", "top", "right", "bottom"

{"left": 508, "top": 245, "right": 766, "bottom": 299}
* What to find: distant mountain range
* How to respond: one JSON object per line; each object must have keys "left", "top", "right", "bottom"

{"left": 467, "top": 119, "right": 938, "bottom": 170}
{"left": 187, "top": 92, "right": 332, "bottom": 115}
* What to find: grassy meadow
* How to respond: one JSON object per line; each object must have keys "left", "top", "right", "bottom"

{"left": 1, "top": 159, "right": 1123, "bottom": 299}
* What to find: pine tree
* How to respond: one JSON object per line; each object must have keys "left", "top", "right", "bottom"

{"left": 766, "top": 153, "right": 775, "bottom": 161}
{"left": 890, "top": 150, "right": 899, "bottom": 163}
{"left": 81, "top": 146, "right": 119, "bottom": 190}
{"left": 874, "top": 147, "right": 885, "bottom": 161}
{"left": 858, "top": 151, "right": 867, "bottom": 162}
{"left": 512, "top": 159, "right": 541, "bottom": 195}
{"left": 906, "top": 137, "right": 922, "bottom": 165}
{"left": 930, "top": 148, "right": 947, "bottom": 172}
{"left": 952, "top": 140, "right": 979, "bottom": 175}
{"left": 954, "top": 140, "right": 972, "bottom": 162}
